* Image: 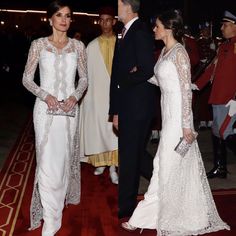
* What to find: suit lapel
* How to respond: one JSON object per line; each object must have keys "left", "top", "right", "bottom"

{"left": 120, "top": 19, "right": 139, "bottom": 43}
{"left": 119, "top": 19, "right": 140, "bottom": 47}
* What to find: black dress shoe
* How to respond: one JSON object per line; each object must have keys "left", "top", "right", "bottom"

{"left": 207, "top": 166, "right": 227, "bottom": 179}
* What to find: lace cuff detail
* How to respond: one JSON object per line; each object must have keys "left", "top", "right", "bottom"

{"left": 71, "top": 77, "right": 88, "bottom": 101}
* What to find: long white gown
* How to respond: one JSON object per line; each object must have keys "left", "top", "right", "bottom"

{"left": 128, "top": 43, "right": 230, "bottom": 235}
{"left": 22, "top": 37, "right": 88, "bottom": 236}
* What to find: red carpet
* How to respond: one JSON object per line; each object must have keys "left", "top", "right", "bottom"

{"left": 0, "top": 118, "right": 235, "bottom": 236}
{"left": 0, "top": 118, "right": 118, "bottom": 236}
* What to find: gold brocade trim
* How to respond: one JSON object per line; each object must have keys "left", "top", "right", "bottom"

{"left": 88, "top": 150, "right": 118, "bottom": 167}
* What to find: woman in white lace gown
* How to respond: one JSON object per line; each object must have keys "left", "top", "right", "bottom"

{"left": 22, "top": 1, "right": 87, "bottom": 235}
{"left": 121, "top": 10, "right": 230, "bottom": 236}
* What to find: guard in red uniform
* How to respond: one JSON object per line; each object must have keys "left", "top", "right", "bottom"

{"left": 193, "top": 10, "right": 236, "bottom": 178}
{"left": 197, "top": 22, "right": 216, "bottom": 62}
{"left": 196, "top": 22, "right": 216, "bottom": 129}
{"left": 183, "top": 32, "right": 200, "bottom": 76}
{"left": 183, "top": 29, "right": 201, "bottom": 125}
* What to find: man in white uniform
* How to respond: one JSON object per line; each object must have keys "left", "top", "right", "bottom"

{"left": 79, "top": 6, "right": 118, "bottom": 184}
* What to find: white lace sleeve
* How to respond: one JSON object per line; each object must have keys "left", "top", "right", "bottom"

{"left": 174, "top": 47, "right": 192, "bottom": 128}
{"left": 71, "top": 40, "right": 88, "bottom": 101}
{"left": 148, "top": 75, "right": 159, "bottom": 86}
{"left": 22, "top": 40, "right": 49, "bottom": 100}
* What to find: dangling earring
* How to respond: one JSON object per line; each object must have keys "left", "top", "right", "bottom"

{"left": 49, "top": 20, "right": 52, "bottom": 26}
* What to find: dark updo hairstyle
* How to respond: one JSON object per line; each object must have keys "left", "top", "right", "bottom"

{"left": 47, "top": 0, "right": 73, "bottom": 18}
{"left": 158, "top": 9, "right": 184, "bottom": 44}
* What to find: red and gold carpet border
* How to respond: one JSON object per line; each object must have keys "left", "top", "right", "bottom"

{"left": 0, "top": 118, "right": 34, "bottom": 236}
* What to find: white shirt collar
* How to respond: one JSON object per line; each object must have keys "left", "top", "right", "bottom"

{"left": 124, "top": 17, "right": 139, "bottom": 34}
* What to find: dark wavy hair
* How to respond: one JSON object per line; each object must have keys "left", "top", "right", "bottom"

{"left": 47, "top": 0, "right": 73, "bottom": 18}
{"left": 158, "top": 9, "right": 184, "bottom": 43}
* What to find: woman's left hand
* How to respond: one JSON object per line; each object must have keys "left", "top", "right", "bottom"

{"left": 61, "top": 96, "right": 77, "bottom": 112}
{"left": 183, "top": 128, "right": 195, "bottom": 144}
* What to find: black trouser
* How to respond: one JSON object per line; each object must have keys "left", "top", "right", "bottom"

{"left": 207, "top": 135, "right": 227, "bottom": 178}
{"left": 211, "top": 133, "right": 236, "bottom": 167}
{"left": 212, "top": 135, "right": 227, "bottom": 168}
{"left": 118, "top": 117, "right": 153, "bottom": 216}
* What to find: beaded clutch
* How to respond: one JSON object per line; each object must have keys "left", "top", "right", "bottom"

{"left": 46, "top": 102, "right": 76, "bottom": 117}
{"left": 174, "top": 132, "right": 198, "bottom": 157}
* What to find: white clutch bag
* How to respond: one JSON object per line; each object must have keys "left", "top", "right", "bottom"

{"left": 174, "top": 132, "right": 198, "bottom": 157}
{"left": 46, "top": 101, "right": 76, "bottom": 117}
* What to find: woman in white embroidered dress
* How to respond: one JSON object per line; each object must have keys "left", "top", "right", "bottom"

{"left": 22, "top": 0, "right": 87, "bottom": 235}
{"left": 121, "top": 9, "right": 230, "bottom": 235}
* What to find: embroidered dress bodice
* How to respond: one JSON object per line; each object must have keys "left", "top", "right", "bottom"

{"left": 149, "top": 43, "right": 192, "bottom": 129}
{"left": 23, "top": 37, "right": 87, "bottom": 101}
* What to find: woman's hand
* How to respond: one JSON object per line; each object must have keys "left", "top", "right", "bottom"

{"left": 45, "top": 94, "right": 60, "bottom": 111}
{"left": 183, "top": 128, "right": 196, "bottom": 144}
{"left": 61, "top": 96, "right": 77, "bottom": 112}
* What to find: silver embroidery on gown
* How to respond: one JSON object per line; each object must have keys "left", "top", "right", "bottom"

{"left": 22, "top": 37, "right": 88, "bottom": 232}
{"left": 129, "top": 43, "right": 230, "bottom": 235}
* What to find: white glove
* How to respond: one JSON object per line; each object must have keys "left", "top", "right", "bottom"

{"left": 225, "top": 99, "right": 236, "bottom": 117}
{"left": 191, "top": 83, "right": 199, "bottom": 90}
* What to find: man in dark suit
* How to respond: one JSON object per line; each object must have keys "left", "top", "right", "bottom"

{"left": 109, "top": 0, "right": 156, "bottom": 219}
